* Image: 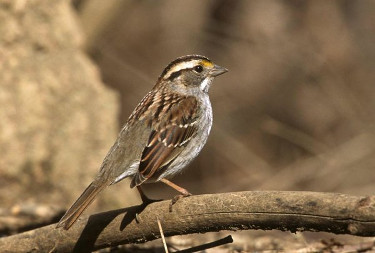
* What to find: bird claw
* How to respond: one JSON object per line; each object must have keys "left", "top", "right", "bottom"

{"left": 169, "top": 192, "right": 192, "bottom": 212}
{"left": 135, "top": 213, "right": 141, "bottom": 223}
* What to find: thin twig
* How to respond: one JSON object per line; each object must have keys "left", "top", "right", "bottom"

{"left": 175, "top": 235, "right": 233, "bottom": 253}
{"left": 157, "top": 217, "right": 169, "bottom": 253}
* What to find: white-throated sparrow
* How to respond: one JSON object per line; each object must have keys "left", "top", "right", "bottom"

{"left": 57, "top": 55, "right": 227, "bottom": 230}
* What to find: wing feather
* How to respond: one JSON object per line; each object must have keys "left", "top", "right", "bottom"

{"left": 130, "top": 96, "right": 199, "bottom": 187}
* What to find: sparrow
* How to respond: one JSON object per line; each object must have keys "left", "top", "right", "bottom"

{"left": 57, "top": 55, "right": 227, "bottom": 230}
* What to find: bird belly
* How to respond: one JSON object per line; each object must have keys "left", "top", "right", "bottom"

{"left": 154, "top": 97, "right": 212, "bottom": 181}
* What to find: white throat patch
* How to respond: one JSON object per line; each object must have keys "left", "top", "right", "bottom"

{"left": 200, "top": 77, "right": 213, "bottom": 92}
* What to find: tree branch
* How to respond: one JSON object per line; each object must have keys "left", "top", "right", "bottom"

{"left": 1, "top": 191, "right": 374, "bottom": 253}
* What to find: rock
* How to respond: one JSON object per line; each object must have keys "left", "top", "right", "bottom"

{"left": 0, "top": 0, "right": 123, "bottom": 208}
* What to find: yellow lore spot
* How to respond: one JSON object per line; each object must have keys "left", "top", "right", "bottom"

{"left": 201, "top": 60, "right": 214, "bottom": 67}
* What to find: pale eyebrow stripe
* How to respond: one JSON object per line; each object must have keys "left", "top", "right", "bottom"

{"left": 164, "top": 60, "right": 201, "bottom": 79}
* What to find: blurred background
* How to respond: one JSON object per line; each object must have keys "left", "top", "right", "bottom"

{"left": 1, "top": 0, "right": 375, "bottom": 245}
{"left": 73, "top": 0, "right": 375, "bottom": 201}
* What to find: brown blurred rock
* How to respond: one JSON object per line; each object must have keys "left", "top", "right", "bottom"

{"left": 0, "top": 0, "right": 138, "bottom": 209}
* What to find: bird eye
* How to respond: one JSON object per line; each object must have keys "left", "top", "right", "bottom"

{"left": 194, "top": 65, "right": 203, "bottom": 73}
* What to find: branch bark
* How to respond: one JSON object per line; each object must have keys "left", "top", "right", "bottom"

{"left": 0, "top": 191, "right": 374, "bottom": 253}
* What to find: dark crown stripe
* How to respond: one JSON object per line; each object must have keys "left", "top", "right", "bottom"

{"left": 167, "top": 66, "right": 198, "bottom": 81}
{"left": 160, "top": 55, "right": 211, "bottom": 79}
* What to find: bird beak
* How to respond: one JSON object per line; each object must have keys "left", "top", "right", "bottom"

{"left": 210, "top": 64, "right": 228, "bottom": 77}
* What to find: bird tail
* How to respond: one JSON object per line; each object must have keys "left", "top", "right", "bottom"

{"left": 56, "top": 182, "right": 107, "bottom": 230}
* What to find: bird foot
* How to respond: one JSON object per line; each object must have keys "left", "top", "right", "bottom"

{"left": 169, "top": 192, "right": 192, "bottom": 212}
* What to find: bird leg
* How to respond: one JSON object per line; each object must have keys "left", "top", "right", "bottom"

{"left": 135, "top": 186, "right": 162, "bottom": 223}
{"left": 160, "top": 178, "right": 192, "bottom": 211}
{"left": 136, "top": 186, "right": 160, "bottom": 204}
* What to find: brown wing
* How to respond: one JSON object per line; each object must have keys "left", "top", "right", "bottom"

{"left": 130, "top": 96, "right": 199, "bottom": 187}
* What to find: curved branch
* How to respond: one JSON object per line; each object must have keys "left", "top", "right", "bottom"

{"left": 1, "top": 191, "right": 375, "bottom": 253}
